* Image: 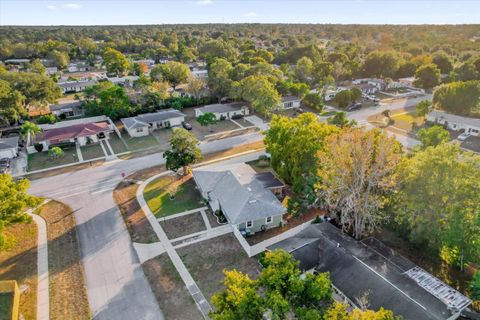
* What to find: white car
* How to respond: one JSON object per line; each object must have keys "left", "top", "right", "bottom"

{"left": 457, "top": 133, "right": 471, "bottom": 141}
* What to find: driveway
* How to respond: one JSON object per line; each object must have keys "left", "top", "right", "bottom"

{"left": 27, "top": 132, "right": 263, "bottom": 320}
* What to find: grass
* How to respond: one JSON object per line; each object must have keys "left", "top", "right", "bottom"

{"left": 80, "top": 143, "right": 105, "bottom": 160}
{"left": 28, "top": 147, "right": 78, "bottom": 171}
{"left": 144, "top": 175, "right": 204, "bottom": 218}
{"left": 108, "top": 134, "right": 128, "bottom": 154}
{"left": 190, "top": 119, "right": 241, "bottom": 139}
{"left": 0, "top": 221, "right": 37, "bottom": 320}
{"left": 390, "top": 110, "right": 425, "bottom": 132}
{"left": 0, "top": 293, "right": 13, "bottom": 320}
{"left": 37, "top": 200, "right": 90, "bottom": 320}
{"left": 125, "top": 135, "right": 159, "bottom": 151}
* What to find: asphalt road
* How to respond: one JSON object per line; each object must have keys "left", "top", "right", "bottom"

{"left": 28, "top": 132, "right": 262, "bottom": 320}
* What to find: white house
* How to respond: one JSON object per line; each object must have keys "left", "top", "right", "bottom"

{"left": 427, "top": 110, "right": 480, "bottom": 136}
{"left": 108, "top": 76, "right": 139, "bottom": 87}
{"left": 192, "top": 69, "right": 208, "bottom": 79}
{"left": 57, "top": 80, "right": 97, "bottom": 94}
{"left": 281, "top": 96, "right": 302, "bottom": 109}
{"left": 67, "top": 62, "right": 89, "bottom": 73}
{"left": 45, "top": 67, "right": 58, "bottom": 75}
{"left": 399, "top": 77, "right": 416, "bottom": 87}
{"left": 49, "top": 101, "right": 83, "bottom": 119}
{"left": 0, "top": 136, "right": 19, "bottom": 159}
{"left": 195, "top": 102, "right": 249, "bottom": 120}
{"left": 120, "top": 109, "right": 186, "bottom": 138}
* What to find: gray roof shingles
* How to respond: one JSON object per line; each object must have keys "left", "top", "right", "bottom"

{"left": 196, "top": 102, "right": 247, "bottom": 114}
{"left": 121, "top": 109, "right": 185, "bottom": 130}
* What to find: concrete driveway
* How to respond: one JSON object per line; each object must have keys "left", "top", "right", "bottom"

{"left": 28, "top": 132, "right": 262, "bottom": 320}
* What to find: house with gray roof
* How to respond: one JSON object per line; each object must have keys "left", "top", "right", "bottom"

{"left": 192, "top": 163, "right": 286, "bottom": 234}
{"left": 269, "top": 222, "right": 472, "bottom": 320}
{"left": 427, "top": 110, "right": 480, "bottom": 137}
{"left": 0, "top": 136, "right": 19, "bottom": 159}
{"left": 120, "top": 109, "right": 186, "bottom": 137}
{"left": 57, "top": 80, "right": 97, "bottom": 94}
{"left": 281, "top": 95, "right": 301, "bottom": 109}
{"left": 194, "top": 102, "right": 249, "bottom": 120}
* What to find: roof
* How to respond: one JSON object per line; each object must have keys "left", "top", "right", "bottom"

{"left": 49, "top": 101, "right": 83, "bottom": 112}
{"left": 269, "top": 223, "right": 471, "bottom": 320}
{"left": 196, "top": 102, "right": 247, "bottom": 114}
{"left": 282, "top": 95, "right": 301, "bottom": 103}
{"left": 36, "top": 122, "right": 110, "bottom": 142}
{"left": 192, "top": 163, "right": 286, "bottom": 224}
{"left": 427, "top": 110, "right": 480, "bottom": 128}
{"left": 254, "top": 172, "right": 284, "bottom": 189}
{"left": 57, "top": 80, "right": 97, "bottom": 88}
{"left": 0, "top": 136, "right": 19, "bottom": 150}
{"left": 121, "top": 109, "right": 186, "bottom": 130}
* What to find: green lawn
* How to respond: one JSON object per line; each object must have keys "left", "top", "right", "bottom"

{"left": 108, "top": 134, "right": 129, "bottom": 154}
{"left": 391, "top": 111, "right": 425, "bottom": 132}
{"left": 80, "top": 143, "right": 105, "bottom": 160}
{"left": 144, "top": 176, "right": 204, "bottom": 217}
{"left": 125, "top": 135, "right": 159, "bottom": 151}
{"left": 0, "top": 293, "right": 13, "bottom": 320}
{"left": 28, "top": 147, "right": 78, "bottom": 171}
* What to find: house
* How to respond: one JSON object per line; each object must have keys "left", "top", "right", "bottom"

{"left": 195, "top": 102, "right": 250, "bottom": 120}
{"left": 120, "top": 109, "right": 186, "bottom": 138}
{"left": 399, "top": 77, "right": 416, "bottom": 87}
{"left": 193, "top": 163, "right": 286, "bottom": 234}
{"left": 49, "top": 101, "right": 83, "bottom": 119}
{"left": 427, "top": 110, "right": 480, "bottom": 136}
{"left": 269, "top": 222, "right": 471, "bottom": 320}
{"left": 192, "top": 69, "right": 208, "bottom": 79}
{"left": 31, "top": 116, "right": 114, "bottom": 152}
{"left": 67, "top": 62, "right": 89, "bottom": 73}
{"left": 353, "top": 78, "right": 386, "bottom": 91}
{"left": 0, "top": 136, "right": 19, "bottom": 159}
{"left": 108, "top": 76, "right": 139, "bottom": 87}
{"left": 281, "top": 96, "right": 302, "bottom": 109}
{"left": 57, "top": 80, "right": 97, "bottom": 94}
{"left": 45, "top": 67, "right": 58, "bottom": 75}
{"left": 352, "top": 83, "right": 379, "bottom": 94}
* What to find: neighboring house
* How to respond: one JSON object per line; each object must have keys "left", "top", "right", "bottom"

{"left": 352, "top": 83, "right": 379, "bottom": 94}
{"left": 269, "top": 222, "right": 472, "bottom": 320}
{"left": 45, "top": 67, "right": 58, "bottom": 75}
{"left": 133, "top": 59, "right": 155, "bottom": 67}
{"left": 4, "top": 58, "right": 30, "bottom": 65}
{"left": 0, "top": 136, "right": 19, "bottom": 159}
{"left": 49, "top": 101, "right": 83, "bottom": 119}
{"left": 399, "top": 77, "right": 416, "bottom": 87}
{"left": 108, "top": 76, "right": 139, "bottom": 87}
{"left": 67, "top": 62, "right": 89, "bottom": 73}
{"left": 193, "top": 163, "right": 286, "bottom": 234}
{"left": 427, "top": 110, "right": 480, "bottom": 136}
{"left": 57, "top": 80, "right": 97, "bottom": 94}
{"left": 195, "top": 102, "right": 250, "bottom": 120}
{"left": 120, "top": 108, "right": 186, "bottom": 138}
{"left": 31, "top": 116, "right": 114, "bottom": 152}
{"left": 281, "top": 96, "right": 301, "bottom": 109}
{"left": 192, "top": 69, "right": 208, "bottom": 79}
{"left": 353, "top": 78, "right": 386, "bottom": 91}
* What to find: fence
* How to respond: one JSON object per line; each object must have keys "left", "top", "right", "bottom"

{"left": 232, "top": 219, "right": 314, "bottom": 257}
{"left": 0, "top": 280, "right": 20, "bottom": 320}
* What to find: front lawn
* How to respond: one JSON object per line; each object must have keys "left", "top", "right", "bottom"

{"left": 80, "top": 143, "right": 105, "bottom": 160}
{"left": 391, "top": 110, "right": 425, "bottom": 132}
{"left": 108, "top": 134, "right": 129, "bottom": 154}
{"left": 190, "top": 119, "right": 241, "bottom": 139}
{"left": 28, "top": 147, "right": 78, "bottom": 171}
{"left": 144, "top": 175, "right": 204, "bottom": 218}
{"left": 125, "top": 135, "right": 159, "bottom": 151}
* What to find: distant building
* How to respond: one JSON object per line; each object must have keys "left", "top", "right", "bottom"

{"left": 49, "top": 101, "right": 83, "bottom": 119}
{"left": 45, "top": 67, "right": 58, "bottom": 75}
{"left": 0, "top": 136, "right": 19, "bottom": 159}
{"left": 67, "top": 61, "right": 89, "bottom": 73}
{"left": 195, "top": 102, "right": 249, "bottom": 120}
{"left": 57, "top": 80, "right": 97, "bottom": 94}
{"left": 281, "top": 96, "right": 301, "bottom": 109}
{"left": 108, "top": 76, "right": 139, "bottom": 87}
{"left": 427, "top": 110, "right": 480, "bottom": 136}
{"left": 399, "top": 77, "right": 416, "bottom": 87}
{"left": 120, "top": 109, "right": 186, "bottom": 138}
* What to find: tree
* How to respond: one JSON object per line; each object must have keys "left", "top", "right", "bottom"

{"left": 328, "top": 111, "right": 355, "bottom": 128}
{"left": 324, "top": 302, "right": 397, "bottom": 320}
{"left": 317, "top": 128, "right": 402, "bottom": 240}
{"left": 289, "top": 82, "right": 310, "bottom": 99}
{"left": 37, "top": 114, "right": 57, "bottom": 124}
{"left": 395, "top": 144, "right": 480, "bottom": 271}
{"left": 302, "top": 93, "right": 323, "bottom": 112}
{"left": 470, "top": 271, "right": 480, "bottom": 301}
{"left": 350, "top": 87, "right": 362, "bottom": 102}
{"left": 197, "top": 112, "right": 217, "bottom": 132}
{"left": 0, "top": 79, "right": 25, "bottom": 124}
{"left": 208, "top": 58, "right": 233, "bottom": 101}
{"left": 433, "top": 80, "right": 480, "bottom": 116}
{"left": 48, "top": 50, "right": 69, "bottom": 70}
{"left": 150, "top": 61, "right": 191, "bottom": 90}
{"left": 363, "top": 51, "right": 399, "bottom": 78}
{"left": 186, "top": 75, "right": 206, "bottom": 101}
{"left": 29, "top": 59, "right": 46, "bottom": 75}
{"left": 417, "top": 125, "right": 450, "bottom": 149}
{"left": 432, "top": 51, "right": 453, "bottom": 74}
{"left": 48, "top": 146, "right": 64, "bottom": 158}
{"left": 20, "top": 121, "right": 41, "bottom": 139}
{"left": 334, "top": 90, "right": 352, "bottom": 109}
{"left": 414, "top": 63, "right": 441, "bottom": 89}
{"left": 163, "top": 128, "right": 201, "bottom": 175}
{"left": 415, "top": 100, "right": 432, "bottom": 117}
{"left": 103, "top": 47, "right": 130, "bottom": 76}
{"left": 84, "top": 85, "right": 132, "bottom": 120}
{"left": 0, "top": 174, "right": 41, "bottom": 249}
{"left": 454, "top": 62, "right": 479, "bottom": 81}
{"left": 236, "top": 75, "right": 281, "bottom": 117}
{"left": 295, "top": 57, "right": 314, "bottom": 83}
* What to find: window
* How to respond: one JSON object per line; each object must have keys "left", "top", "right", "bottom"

{"left": 471, "top": 129, "right": 479, "bottom": 134}
{"left": 266, "top": 216, "right": 273, "bottom": 224}
{"left": 285, "top": 102, "right": 293, "bottom": 108}
{"left": 246, "top": 220, "right": 253, "bottom": 228}
{"left": 136, "top": 127, "right": 143, "bottom": 133}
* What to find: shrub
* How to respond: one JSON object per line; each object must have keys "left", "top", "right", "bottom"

{"left": 37, "top": 114, "right": 57, "bottom": 124}
{"left": 34, "top": 143, "right": 44, "bottom": 152}
{"left": 231, "top": 114, "right": 244, "bottom": 120}
{"left": 48, "top": 146, "right": 64, "bottom": 158}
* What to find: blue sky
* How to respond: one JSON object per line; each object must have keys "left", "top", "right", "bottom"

{"left": 1, "top": 1, "right": 480, "bottom": 25}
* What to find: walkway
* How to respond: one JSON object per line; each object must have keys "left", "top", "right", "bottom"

{"left": 137, "top": 174, "right": 213, "bottom": 319}
{"left": 245, "top": 115, "right": 270, "bottom": 130}
{"left": 27, "top": 202, "right": 50, "bottom": 320}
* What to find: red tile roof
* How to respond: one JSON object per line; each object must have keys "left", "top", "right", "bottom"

{"left": 37, "top": 122, "right": 110, "bottom": 143}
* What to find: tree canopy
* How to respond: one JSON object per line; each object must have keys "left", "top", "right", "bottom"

{"left": 163, "top": 128, "right": 202, "bottom": 175}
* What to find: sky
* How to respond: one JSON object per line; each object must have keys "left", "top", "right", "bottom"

{"left": 1, "top": 0, "right": 480, "bottom": 26}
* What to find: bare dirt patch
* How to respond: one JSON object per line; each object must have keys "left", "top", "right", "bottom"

{"left": 160, "top": 212, "right": 206, "bottom": 240}
{"left": 143, "top": 254, "right": 201, "bottom": 320}
{"left": 178, "top": 233, "right": 261, "bottom": 300}
{"left": 38, "top": 200, "right": 90, "bottom": 320}
{"left": 205, "top": 209, "right": 223, "bottom": 228}
{"left": 0, "top": 222, "right": 37, "bottom": 320}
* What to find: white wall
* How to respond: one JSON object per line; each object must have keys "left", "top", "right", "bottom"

{"left": 126, "top": 126, "right": 149, "bottom": 138}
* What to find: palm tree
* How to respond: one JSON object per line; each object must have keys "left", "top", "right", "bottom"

{"left": 20, "top": 121, "right": 41, "bottom": 140}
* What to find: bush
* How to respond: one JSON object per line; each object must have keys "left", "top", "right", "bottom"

{"left": 34, "top": 143, "right": 44, "bottom": 152}
{"left": 220, "top": 115, "right": 227, "bottom": 121}
{"left": 231, "top": 114, "right": 244, "bottom": 120}
{"left": 37, "top": 114, "right": 57, "bottom": 124}
{"left": 48, "top": 146, "right": 64, "bottom": 158}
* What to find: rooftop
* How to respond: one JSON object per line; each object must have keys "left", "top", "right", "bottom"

{"left": 196, "top": 102, "right": 247, "bottom": 114}
{"left": 121, "top": 109, "right": 186, "bottom": 130}
{"left": 0, "top": 136, "right": 19, "bottom": 150}
{"left": 282, "top": 95, "right": 301, "bottom": 102}
{"left": 428, "top": 110, "right": 480, "bottom": 128}
{"left": 36, "top": 121, "right": 110, "bottom": 142}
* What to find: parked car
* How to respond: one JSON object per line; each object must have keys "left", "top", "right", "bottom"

{"left": 0, "top": 158, "right": 11, "bottom": 168}
{"left": 296, "top": 108, "right": 305, "bottom": 114}
{"left": 347, "top": 103, "right": 362, "bottom": 112}
{"left": 457, "top": 132, "right": 471, "bottom": 141}
{"left": 182, "top": 121, "right": 192, "bottom": 130}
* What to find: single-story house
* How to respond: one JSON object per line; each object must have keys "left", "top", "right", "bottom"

{"left": 352, "top": 83, "right": 379, "bottom": 94}
{"left": 195, "top": 102, "right": 249, "bottom": 120}
{"left": 108, "top": 76, "right": 139, "bottom": 87}
{"left": 427, "top": 110, "right": 480, "bottom": 136}
{"left": 67, "top": 62, "right": 89, "bottom": 73}
{"left": 399, "top": 77, "right": 416, "bottom": 87}
{"left": 31, "top": 116, "right": 114, "bottom": 152}
{"left": 57, "top": 80, "right": 97, "bottom": 94}
{"left": 192, "top": 69, "right": 208, "bottom": 79}
{"left": 49, "top": 101, "right": 83, "bottom": 119}
{"left": 353, "top": 78, "right": 386, "bottom": 91}
{"left": 269, "top": 222, "right": 471, "bottom": 320}
{"left": 281, "top": 96, "right": 302, "bottom": 109}
{"left": 120, "top": 108, "right": 186, "bottom": 138}
{"left": 192, "top": 163, "right": 286, "bottom": 234}
{"left": 0, "top": 136, "right": 19, "bottom": 159}
{"left": 4, "top": 59, "right": 30, "bottom": 65}
{"left": 45, "top": 67, "right": 58, "bottom": 75}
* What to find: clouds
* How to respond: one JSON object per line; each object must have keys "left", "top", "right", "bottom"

{"left": 195, "top": 0, "right": 213, "bottom": 5}
{"left": 244, "top": 12, "right": 259, "bottom": 17}
{"left": 46, "top": 3, "right": 83, "bottom": 10}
